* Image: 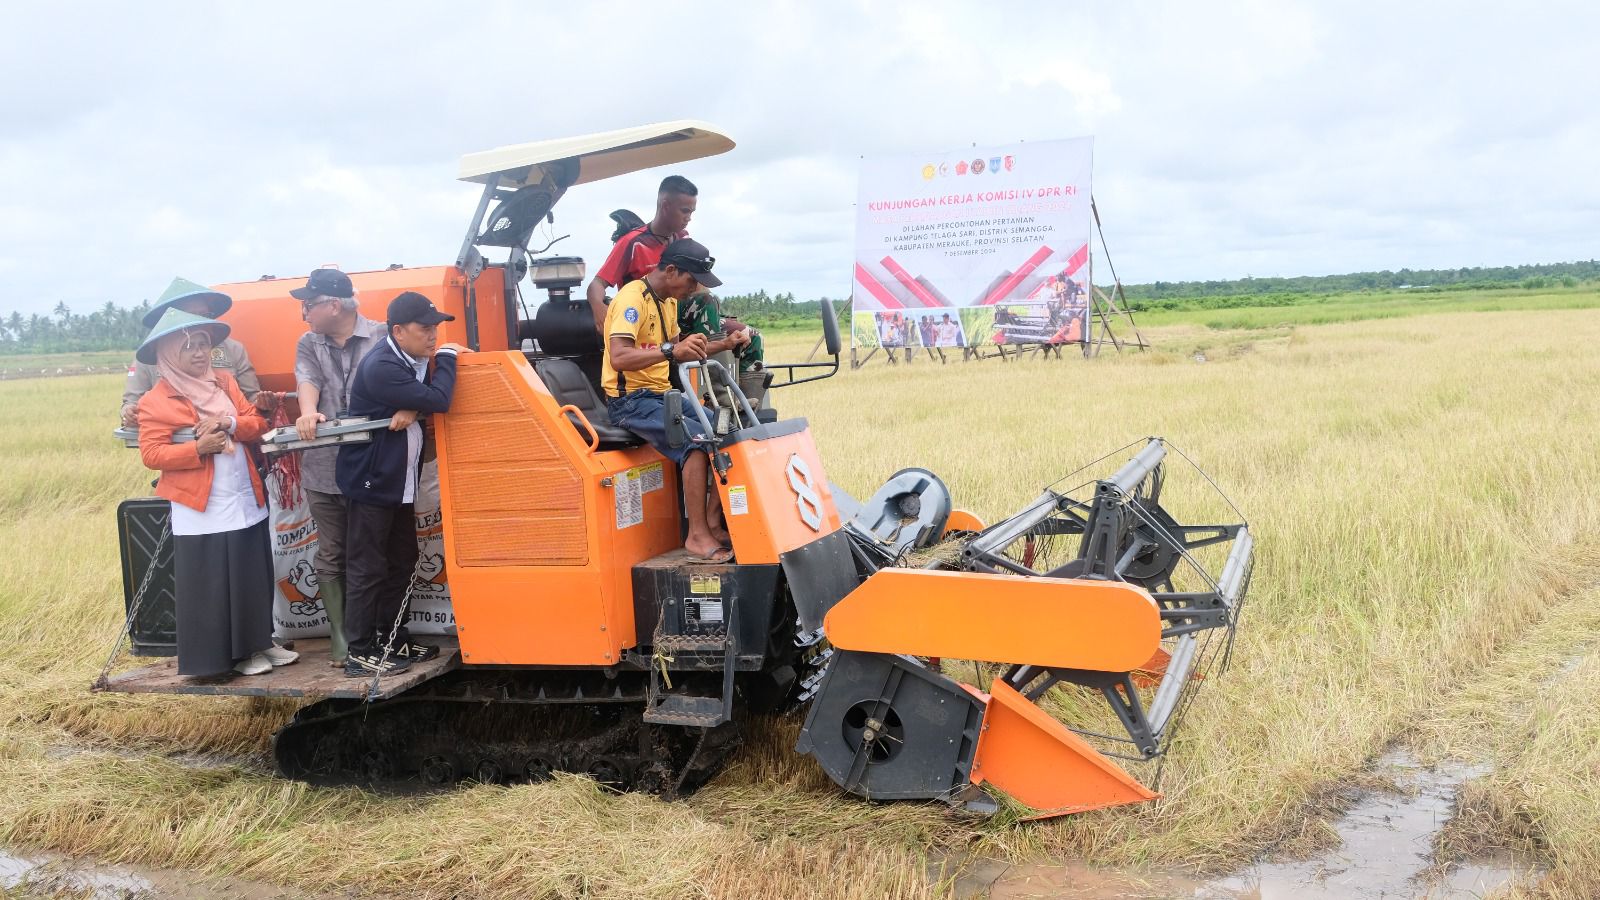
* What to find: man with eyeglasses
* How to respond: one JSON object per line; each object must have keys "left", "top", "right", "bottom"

{"left": 290, "top": 268, "right": 388, "bottom": 667}
{"left": 120, "top": 277, "right": 265, "bottom": 427}
{"left": 601, "top": 239, "right": 732, "bottom": 562}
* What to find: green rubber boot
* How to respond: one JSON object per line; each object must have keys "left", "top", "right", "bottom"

{"left": 322, "top": 577, "right": 348, "bottom": 666}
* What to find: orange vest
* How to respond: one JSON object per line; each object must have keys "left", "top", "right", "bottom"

{"left": 136, "top": 372, "right": 269, "bottom": 512}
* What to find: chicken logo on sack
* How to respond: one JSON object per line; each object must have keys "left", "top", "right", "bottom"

{"left": 278, "top": 560, "right": 323, "bottom": 616}
{"left": 411, "top": 553, "right": 448, "bottom": 591}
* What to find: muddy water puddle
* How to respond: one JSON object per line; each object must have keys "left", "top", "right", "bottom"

{"left": 1, "top": 848, "right": 325, "bottom": 899}
{"left": 957, "top": 750, "right": 1542, "bottom": 899}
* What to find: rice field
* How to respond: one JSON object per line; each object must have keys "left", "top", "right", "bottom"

{"left": 2, "top": 290, "right": 1600, "bottom": 898}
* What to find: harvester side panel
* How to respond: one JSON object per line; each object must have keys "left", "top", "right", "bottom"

{"left": 442, "top": 363, "right": 588, "bottom": 566}
{"left": 823, "top": 569, "right": 1162, "bottom": 672}
{"left": 716, "top": 422, "right": 842, "bottom": 565}
{"left": 437, "top": 352, "right": 680, "bottom": 666}
{"left": 629, "top": 553, "right": 781, "bottom": 666}
{"left": 779, "top": 529, "right": 860, "bottom": 637}
{"left": 213, "top": 266, "right": 512, "bottom": 393}
{"left": 794, "top": 651, "right": 985, "bottom": 801}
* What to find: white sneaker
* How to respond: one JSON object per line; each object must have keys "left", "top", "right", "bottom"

{"left": 234, "top": 652, "right": 272, "bottom": 676}
{"left": 262, "top": 645, "right": 299, "bottom": 667}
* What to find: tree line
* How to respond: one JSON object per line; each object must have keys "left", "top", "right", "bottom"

{"left": 6, "top": 259, "right": 1595, "bottom": 354}
{"left": 0, "top": 292, "right": 849, "bottom": 355}
{"left": 1118, "top": 259, "right": 1600, "bottom": 304}
{"left": 1, "top": 302, "right": 154, "bottom": 355}
{"left": 715, "top": 290, "right": 850, "bottom": 329}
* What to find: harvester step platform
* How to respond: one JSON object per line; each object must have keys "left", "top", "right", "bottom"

{"left": 652, "top": 632, "right": 732, "bottom": 655}
{"left": 98, "top": 637, "right": 460, "bottom": 702}
{"left": 641, "top": 698, "right": 727, "bottom": 727}
{"left": 645, "top": 603, "right": 739, "bottom": 727}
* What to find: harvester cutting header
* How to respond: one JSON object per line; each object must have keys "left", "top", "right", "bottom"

{"left": 102, "top": 121, "right": 1253, "bottom": 817}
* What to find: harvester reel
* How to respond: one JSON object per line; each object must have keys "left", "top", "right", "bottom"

{"left": 1045, "top": 500, "right": 1185, "bottom": 589}
{"left": 810, "top": 438, "right": 1253, "bottom": 814}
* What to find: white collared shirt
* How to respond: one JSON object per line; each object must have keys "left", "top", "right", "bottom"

{"left": 387, "top": 336, "right": 426, "bottom": 505}
{"left": 169, "top": 420, "right": 267, "bottom": 535}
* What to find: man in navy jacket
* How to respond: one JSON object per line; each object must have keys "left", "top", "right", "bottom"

{"left": 336, "top": 291, "right": 466, "bottom": 677}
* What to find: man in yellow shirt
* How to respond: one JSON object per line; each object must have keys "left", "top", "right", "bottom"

{"left": 602, "top": 239, "right": 736, "bottom": 561}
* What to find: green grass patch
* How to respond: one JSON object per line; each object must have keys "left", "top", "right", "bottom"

{"left": 1131, "top": 285, "right": 1600, "bottom": 330}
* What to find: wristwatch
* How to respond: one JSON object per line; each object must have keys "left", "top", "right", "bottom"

{"left": 660, "top": 341, "right": 675, "bottom": 361}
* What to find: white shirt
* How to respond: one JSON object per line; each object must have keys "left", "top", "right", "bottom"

{"left": 169, "top": 421, "right": 267, "bottom": 536}
{"left": 387, "top": 336, "right": 426, "bottom": 505}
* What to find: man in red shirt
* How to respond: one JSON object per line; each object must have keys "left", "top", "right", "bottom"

{"left": 585, "top": 175, "right": 698, "bottom": 331}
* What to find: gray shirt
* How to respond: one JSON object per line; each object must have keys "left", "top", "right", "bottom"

{"left": 122, "top": 337, "right": 260, "bottom": 409}
{"left": 293, "top": 315, "right": 387, "bottom": 494}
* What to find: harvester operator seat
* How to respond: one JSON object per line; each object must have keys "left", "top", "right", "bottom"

{"left": 533, "top": 358, "right": 647, "bottom": 450}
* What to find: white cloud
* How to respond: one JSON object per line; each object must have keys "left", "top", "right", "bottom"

{"left": 0, "top": 0, "right": 1596, "bottom": 317}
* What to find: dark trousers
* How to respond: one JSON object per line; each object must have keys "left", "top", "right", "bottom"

{"left": 305, "top": 488, "right": 348, "bottom": 581}
{"left": 344, "top": 499, "right": 417, "bottom": 656}
{"left": 173, "top": 518, "right": 273, "bottom": 676}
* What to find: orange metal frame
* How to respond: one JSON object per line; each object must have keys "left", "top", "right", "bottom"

{"left": 943, "top": 509, "right": 985, "bottom": 535}
{"left": 213, "top": 266, "right": 511, "bottom": 394}
{"left": 969, "top": 680, "right": 1159, "bottom": 817}
{"left": 823, "top": 568, "right": 1161, "bottom": 671}
{"left": 714, "top": 426, "right": 842, "bottom": 564}
{"left": 433, "top": 351, "right": 679, "bottom": 666}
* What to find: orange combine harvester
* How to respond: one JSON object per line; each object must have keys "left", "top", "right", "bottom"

{"left": 103, "top": 122, "right": 1253, "bottom": 817}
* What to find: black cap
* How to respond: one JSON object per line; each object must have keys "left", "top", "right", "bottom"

{"left": 660, "top": 238, "right": 722, "bottom": 288}
{"left": 386, "top": 291, "right": 455, "bottom": 327}
{"left": 290, "top": 268, "right": 355, "bottom": 301}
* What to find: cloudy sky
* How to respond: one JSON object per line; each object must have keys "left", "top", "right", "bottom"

{"left": 1, "top": 0, "right": 1595, "bottom": 317}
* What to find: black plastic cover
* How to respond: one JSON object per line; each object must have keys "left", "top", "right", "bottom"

{"left": 117, "top": 498, "right": 177, "bottom": 657}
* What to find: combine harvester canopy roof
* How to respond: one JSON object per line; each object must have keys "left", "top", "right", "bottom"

{"left": 457, "top": 120, "right": 735, "bottom": 188}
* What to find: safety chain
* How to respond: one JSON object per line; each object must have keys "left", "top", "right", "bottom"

{"left": 365, "top": 552, "right": 426, "bottom": 700}
{"left": 92, "top": 523, "right": 170, "bottom": 691}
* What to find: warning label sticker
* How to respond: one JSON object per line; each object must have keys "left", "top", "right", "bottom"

{"left": 614, "top": 469, "right": 643, "bottom": 529}
{"left": 727, "top": 485, "right": 749, "bottom": 516}
{"left": 633, "top": 461, "right": 665, "bottom": 494}
{"left": 689, "top": 573, "right": 722, "bottom": 594}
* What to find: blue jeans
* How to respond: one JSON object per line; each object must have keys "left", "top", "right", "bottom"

{"left": 606, "top": 390, "right": 703, "bottom": 465}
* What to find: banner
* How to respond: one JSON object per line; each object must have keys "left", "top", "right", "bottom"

{"left": 852, "top": 137, "right": 1094, "bottom": 351}
{"left": 268, "top": 460, "right": 455, "bottom": 640}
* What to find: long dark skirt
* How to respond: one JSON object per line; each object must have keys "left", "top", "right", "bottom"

{"left": 174, "top": 518, "right": 274, "bottom": 676}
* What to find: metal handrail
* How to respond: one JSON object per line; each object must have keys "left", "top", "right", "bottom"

{"left": 675, "top": 359, "right": 760, "bottom": 437}
{"left": 557, "top": 404, "right": 600, "bottom": 452}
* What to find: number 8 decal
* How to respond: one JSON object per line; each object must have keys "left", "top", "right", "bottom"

{"left": 786, "top": 454, "right": 823, "bottom": 531}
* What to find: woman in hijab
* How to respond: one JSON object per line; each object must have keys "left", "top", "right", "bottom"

{"left": 136, "top": 299, "right": 297, "bottom": 677}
